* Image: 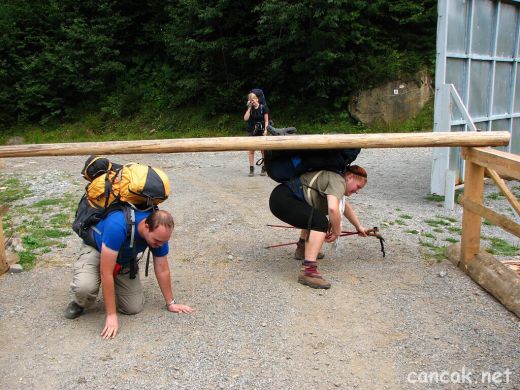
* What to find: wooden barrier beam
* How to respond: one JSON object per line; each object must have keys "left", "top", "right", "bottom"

{"left": 0, "top": 131, "right": 510, "bottom": 158}
{"left": 459, "top": 195, "right": 520, "bottom": 238}
{"left": 462, "top": 146, "right": 520, "bottom": 180}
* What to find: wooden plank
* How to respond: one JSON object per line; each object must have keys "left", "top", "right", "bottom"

{"left": 0, "top": 215, "right": 8, "bottom": 276}
{"left": 485, "top": 167, "right": 520, "bottom": 217}
{"left": 459, "top": 196, "right": 520, "bottom": 238}
{"left": 0, "top": 131, "right": 511, "bottom": 158}
{"left": 462, "top": 146, "right": 520, "bottom": 180}
{"left": 459, "top": 160, "right": 485, "bottom": 268}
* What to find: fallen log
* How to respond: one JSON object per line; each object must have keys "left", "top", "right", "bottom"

{"left": 446, "top": 244, "right": 520, "bottom": 318}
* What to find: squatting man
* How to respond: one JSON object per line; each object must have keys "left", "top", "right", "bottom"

{"left": 65, "top": 209, "right": 192, "bottom": 339}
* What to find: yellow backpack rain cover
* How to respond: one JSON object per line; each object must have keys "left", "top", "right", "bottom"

{"left": 85, "top": 162, "right": 170, "bottom": 209}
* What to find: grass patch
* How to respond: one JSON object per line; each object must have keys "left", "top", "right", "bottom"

{"left": 0, "top": 175, "right": 77, "bottom": 268}
{"left": 399, "top": 214, "right": 413, "bottom": 219}
{"left": 395, "top": 219, "right": 407, "bottom": 226}
{"left": 0, "top": 176, "right": 32, "bottom": 203}
{"left": 49, "top": 213, "right": 72, "bottom": 228}
{"left": 405, "top": 229, "right": 419, "bottom": 234}
{"left": 484, "top": 237, "right": 518, "bottom": 256}
{"left": 419, "top": 240, "right": 447, "bottom": 262}
{"left": 18, "top": 251, "right": 37, "bottom": 268}
{"left": 425, "top": 193, "right": 444, "bottom": 202}
{"left": 422, "top": 232, "right": 435, "bottom": 239}
{"left": 424, "top": 218, "right": 452, "bottom": 227}
{"left": 33, "top": 199, "right": 64, "bottom": 207}
{"left": 2, "top": 104, "right": 379, "bottom": 145}
{"left": 483, "top": 219, "right": 493, "bottom": 226}
{"left": 486, "top": 192, "right": 505, "bottom": 200}
{"left": 447, "top": 226, "right": 462, "bottom": 234}
{"left": 433, "top": 228, "right": 445, "bottom": 233}
{"left": 437, "top": 216, "right": 457, "bottom": 222}
{"left": 444, "top": 237, "right": 459, "bottom": 243}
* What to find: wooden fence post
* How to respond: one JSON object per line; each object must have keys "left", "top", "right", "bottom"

{"left": 460, "top": 147, "right": 485, "bottom": 268}
{"left": 0, "top": 213, "right": 8, "bottom": 275}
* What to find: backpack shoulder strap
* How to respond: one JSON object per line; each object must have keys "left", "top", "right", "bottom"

{"left": 121, "top": 205, "right": 139, "bottom": 279}
{"left": 304, "top": 171, "right": 324, "bottom": 206}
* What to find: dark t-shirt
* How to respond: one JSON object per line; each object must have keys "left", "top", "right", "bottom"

{"left": 247, "top": 104, "right": 270, "bottom": 134}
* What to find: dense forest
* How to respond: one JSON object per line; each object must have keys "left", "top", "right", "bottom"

{"left": 0, "top": 0, "right": 437, "bottom": 128}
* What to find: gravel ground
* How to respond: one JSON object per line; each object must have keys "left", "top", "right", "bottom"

{"left": 0, "top": 148, "right": 519, "bottom": 390}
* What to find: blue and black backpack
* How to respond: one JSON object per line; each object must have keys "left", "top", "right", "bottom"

{"left": 264, "top": 147, "right": 361, "bottom": 184}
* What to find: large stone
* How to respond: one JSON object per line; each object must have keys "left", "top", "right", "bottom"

{"left": 348, "top": 69, "right": 432, "bottom": 127}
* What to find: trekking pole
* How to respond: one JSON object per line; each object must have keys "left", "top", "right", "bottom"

{"left": 264, "top": 241, "right": 300, "bottom": 249}
{"left": 266, "top": 225, "right": 386, "bottom": 257}
{"left": 266, "top": 224, "right": 297, "bottom": 229}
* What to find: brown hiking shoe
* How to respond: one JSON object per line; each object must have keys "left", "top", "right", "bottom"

{"left": 298, "top": 266, "right": 331, "bottom": 289}
{"left": 294, "top": 242, "right": 324, "bottom": 260}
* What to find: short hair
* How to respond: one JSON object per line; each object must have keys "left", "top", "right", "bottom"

{"left": 145, "top": 210, "right": 174, "bottom": 232}
{"left": 346, "top": 165, "right": 367, "bottom": 181}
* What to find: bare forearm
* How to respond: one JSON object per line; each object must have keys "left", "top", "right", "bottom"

{"left": 328, "top": 209, "right": 342, "bottom": 235}
{"left": 344, "top": 202, "right": 364, "bottom": 231}
{"left": 155, "top": 266, "right": 174, "bottom": 304}
{"left": 100, "top": 271, "right": 117, "bottom": 315}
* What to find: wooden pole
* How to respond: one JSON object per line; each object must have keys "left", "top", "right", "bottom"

{"left": 460, "top": 147, "right": 485, "bottom": 269}
{"left": 485, "top": 167, "right": 520, "bottom": 217}
{"left": 0, "top": 214, "right": 8, "bottom": 276}
{"left": 0, "top": 132, "right": 510, "bottom": 158}
{"left": 458, "top": 195, "right": 520, "bottom": 238}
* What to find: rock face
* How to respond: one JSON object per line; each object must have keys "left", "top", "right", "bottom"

{"left": 348, "top": 69, "right": 432, "bottom": 127}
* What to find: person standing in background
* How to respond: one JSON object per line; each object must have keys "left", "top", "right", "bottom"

{"left": 244, "top": 89, "right": 271, "bottom": 177}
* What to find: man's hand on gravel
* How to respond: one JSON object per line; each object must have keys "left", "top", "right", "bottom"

{"left": 101, "top": 314, "right": 119, "bottom": 339}
{"left": 167, "top": 303, "right": 193, "bottom": 314}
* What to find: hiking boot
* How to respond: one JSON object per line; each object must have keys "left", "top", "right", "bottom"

{"left": 294, "top": 242, "right": 325, "bottom": 260}
{"left": 64, "top": 301, "right": 84, "bottom": 319}
{"left": 260, "top": 165, "right": 266, "bottom": 176}
{"left": 298, "top": 265, "right": 331, "bottom": 289}
{"left": 248, "top": 166, "right": 254, "bottom": 177}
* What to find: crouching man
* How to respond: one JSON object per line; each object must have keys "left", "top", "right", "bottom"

{"left": 65, "top": 209, "right": 192, "bottom": 339}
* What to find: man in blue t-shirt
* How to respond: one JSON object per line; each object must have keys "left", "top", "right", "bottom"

{"left": 65, "top": 209, "right": 192, "bottom": 339}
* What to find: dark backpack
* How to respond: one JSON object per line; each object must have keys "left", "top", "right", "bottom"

{"left": 250, "top": 88, "right": 268, "bottom": 107}
{"left": 264, "top": 147, "right": 361, "bottom": 183}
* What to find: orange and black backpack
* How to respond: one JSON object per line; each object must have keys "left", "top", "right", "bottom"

{"left": 72, "top": 156, "right": 171, "bottom": 278}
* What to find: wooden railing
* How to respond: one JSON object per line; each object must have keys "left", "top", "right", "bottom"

{"left": 452, "top": 147, "right": 520, "bottom": 317}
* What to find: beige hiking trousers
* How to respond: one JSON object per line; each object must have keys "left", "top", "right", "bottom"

{"left": 70, "top": 244, "right": 145, "bottom": 314}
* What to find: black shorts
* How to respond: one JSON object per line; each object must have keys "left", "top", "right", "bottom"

{"left": 269, "top": 184, "right": 329, "bottom": 233}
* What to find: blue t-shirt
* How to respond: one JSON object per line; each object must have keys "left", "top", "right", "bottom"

{"left": 93, "top": 210, "right": 169, "bottom": 265}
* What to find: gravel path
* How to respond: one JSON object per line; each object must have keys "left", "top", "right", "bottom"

{"left": 0, "top": 148, "right": 519, "bottom": 389}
